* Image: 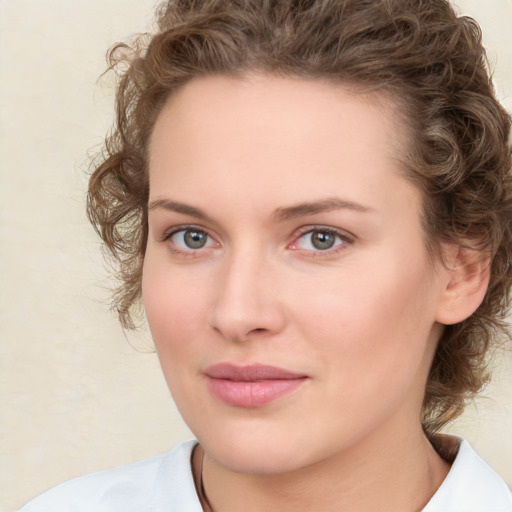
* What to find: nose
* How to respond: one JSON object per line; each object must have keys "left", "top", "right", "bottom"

{"left": 208, "top": 248, "right": 286, "bottom": 342}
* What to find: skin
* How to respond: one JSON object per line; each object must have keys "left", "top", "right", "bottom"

{"left": 143, "top": 74, "right": 475, "bottom": 511}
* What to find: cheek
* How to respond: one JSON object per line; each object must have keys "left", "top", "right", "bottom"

{"left": 142, "top": 258, "right": 209, "bottom": 358}
{"left": 291, "top": 255, "right": 438, "bottom": 378}
{"left": 142, "top": 261, "right": 212, "bottom": 419}
{"left": 292, "top": 266, "right": 437, "bottom": 438}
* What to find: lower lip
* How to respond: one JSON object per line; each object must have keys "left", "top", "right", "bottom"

{"left": 206, "top": 377, "right": 308, "bottom": 408}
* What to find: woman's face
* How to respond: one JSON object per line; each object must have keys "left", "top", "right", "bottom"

{"left": 143, "top": 74, "right": 449, "bottom": 474}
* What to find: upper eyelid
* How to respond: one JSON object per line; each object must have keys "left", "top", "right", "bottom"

{"left": 286, "top": 226, "right": 356, "bottom": 256}
{"left": 292, "top": 225, "right": 355, "bottom": 242}
{"left": 159, "top": 224, "right": 354, "bottom": 249}
{"left": 149, "top": 208, "right": 223, "bottom": 238}
{"left": 161, "top": 226, "right": 219, "bottom": 255}
{"left": 162, "top": 224, "right": 213, "bottom": 240}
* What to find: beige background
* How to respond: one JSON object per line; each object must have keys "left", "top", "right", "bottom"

{"left": 1, "top": 1, "right": 511, "bottom": 510}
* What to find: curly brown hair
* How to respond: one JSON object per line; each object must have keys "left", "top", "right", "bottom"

{"left": 87, "top": 0, "right": 512, "bottom": 433}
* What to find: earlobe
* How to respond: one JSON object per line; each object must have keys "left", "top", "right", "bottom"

{"left": 435, "top": 245, "right": 491, "bottom": 326}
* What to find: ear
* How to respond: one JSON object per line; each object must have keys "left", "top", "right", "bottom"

{"left": 435, "top": 244, "right": 491, "bottom": 326}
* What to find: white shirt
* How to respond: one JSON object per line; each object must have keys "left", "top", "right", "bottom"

{"left": 19, "top": 438, "right": 512, "bottom": 512}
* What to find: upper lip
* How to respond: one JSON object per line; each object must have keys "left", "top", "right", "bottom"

{"left": 204, "top": 363, "right": 307, "bottom": 381}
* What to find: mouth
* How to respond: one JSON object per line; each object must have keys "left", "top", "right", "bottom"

{"left": 204, "top": 363, "right": 309, "bottom": 408}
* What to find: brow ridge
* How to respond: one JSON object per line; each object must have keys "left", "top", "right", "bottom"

{"left": 273, "top": 197, "right": 373, "bottom": 222}
{"left": 147, "top": 199, "right": 210, "bottom": 221}
{"left": 148, "top": 196, "right": 373, "bottom": 223}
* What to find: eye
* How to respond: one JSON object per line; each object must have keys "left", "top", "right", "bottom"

{"left": 165, "top": 227, "right": 218, "bottom": 251}
{"left": 291, "top": 228, "right": 350, "bottom": 252}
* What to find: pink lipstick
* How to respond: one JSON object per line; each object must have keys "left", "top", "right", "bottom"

{"left": 204, "top": 363, "right": 308, "bottom": 408}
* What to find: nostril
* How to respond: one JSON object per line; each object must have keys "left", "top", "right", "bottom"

{"left": 248, "top": 328, "right": 267, "bottom": 335}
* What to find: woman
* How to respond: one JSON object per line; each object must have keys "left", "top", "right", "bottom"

{"left": 21, "top": 0, "right": 512, "bottom": 510}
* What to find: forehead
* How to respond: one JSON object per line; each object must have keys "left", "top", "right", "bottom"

{"left": 148, "top": 74, "right": 418, "bottom": 217}
{"left": 149, "top": 73, "right": 407, "bottom": 160}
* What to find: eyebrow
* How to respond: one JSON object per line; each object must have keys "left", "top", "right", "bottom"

{"left": 272, "top": 197, "right": 374, "bottom": 222}
{"left": 147, "top": 196, "right": 373, "bottom": 222}
{"left": 148, "top": 199, "right": 213, "bottom": 222}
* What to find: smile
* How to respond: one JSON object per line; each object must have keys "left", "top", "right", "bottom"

{"left": 204, "top": 363, "right": 309, "bottom": 408}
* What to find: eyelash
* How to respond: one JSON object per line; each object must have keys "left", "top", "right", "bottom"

{"left": 161, "top": 225, "right": 219, "bottom": 257}
{"left": 288, "top": 226, "right": 354, "bottom": 256}
{"left": 160, "top": 225, "right": 354, "bottom": 257}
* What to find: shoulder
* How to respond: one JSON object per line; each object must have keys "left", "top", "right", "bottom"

{"left": 424, "top": 437, "right": 512, "bottom": 512}
{"left": 18, "top": 440, "right": 203, "bottom": 512}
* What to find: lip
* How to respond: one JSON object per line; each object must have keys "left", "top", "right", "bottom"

{"left": 204, "top": 363, "right": 309, "bottom": 408}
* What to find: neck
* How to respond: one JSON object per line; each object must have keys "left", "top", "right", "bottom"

{"left": 196, "top": 422, "right": 450, "bottom": 512}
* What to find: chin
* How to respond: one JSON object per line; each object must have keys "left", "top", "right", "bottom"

{"left": 207, "top": 440, "right": 307, "bottom": 475}
{"left": 193, "top": 417, "right": 330, "bottom": 475}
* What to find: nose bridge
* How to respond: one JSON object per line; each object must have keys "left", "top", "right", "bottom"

{"left": 209, "top": 243, "right": 284, "bottom": 340}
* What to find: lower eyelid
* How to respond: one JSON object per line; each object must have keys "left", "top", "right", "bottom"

{"left": 162, "top": 227, "right": 221, "bottom": 254}
{"left": 288, "top": 230, "right": 357, "bottom": 257}
{"left": 160, "top": 226, "right": 351, "bottom": 254}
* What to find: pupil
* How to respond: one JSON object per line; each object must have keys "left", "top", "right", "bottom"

{"left": 184, "top": 230, "right": 207, "bottom": 249}
{"left": 312, "top": 231, "right": 335, "bottom": 250}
